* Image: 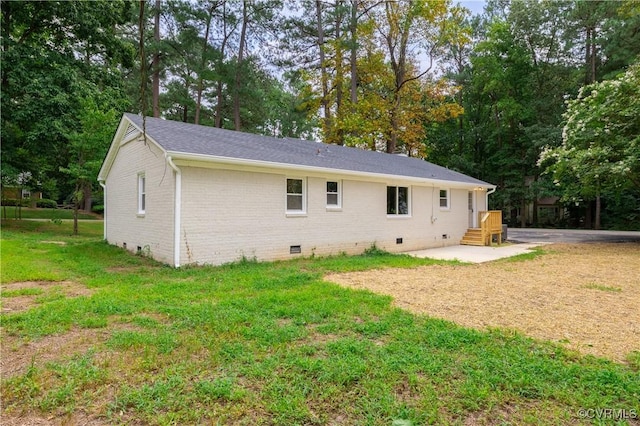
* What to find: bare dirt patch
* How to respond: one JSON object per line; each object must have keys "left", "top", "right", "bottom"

{"left": 0, "top": 327, "right": 112, "bottom": 378}
{"left": 326, "top": 243, "right": 640, "bottom": 363}
{"left": 1, "top": 281, "right": 93, "bottom": 313}
{"left": 1, "top": 319, "right": 143, "bottom": 379}
{"left": 0, "top": 411, "right": 111, "bottom": 426}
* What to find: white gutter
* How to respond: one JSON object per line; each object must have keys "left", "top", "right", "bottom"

{"left": 486, "top": 187, "right": 496, "bottom": 211}
{"left": 98, "top": 180, "right": 107, "bottom": 240}
{"left": 166, "top": 155, "right": 182, "bottom": 268}
{"left": 166, "top": 151, "right": 496, "bottom": 191}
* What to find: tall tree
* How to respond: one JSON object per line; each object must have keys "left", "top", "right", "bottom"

{"left": 368, "top": 0, "right": 457, "bottom": 153}
{"left": 541, "top": 63, "right": 640, "bottom": 230}
{"left": 61, "top": 98, "right": 120, "bottom": 233}
{"left": 1, "top": 0, "right": 133, "bottom": 202}
{"left": 153, "top": 0, "right": 161, "bottom": 117}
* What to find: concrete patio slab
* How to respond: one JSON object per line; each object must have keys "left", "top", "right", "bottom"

{"left": 404, "top": 243, "right": 546, "bottom": 263}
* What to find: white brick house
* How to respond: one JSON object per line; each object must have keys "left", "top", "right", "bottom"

{"left": 98, "top": 114, "right": 495, "bottom": 267}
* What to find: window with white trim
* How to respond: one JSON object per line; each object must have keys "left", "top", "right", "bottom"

{"left": 286, "top": 178, "right": 306, "bottom": 213}
{"left": 326, "top": 180, "right": 341, "bottom": 208}
{"left": 138, "top": 174, "right": 146, "bottom": 214}
{"left": 439, "top": 189, "right": 450, "bottom": 209}
{"left": 387, "top": 186, "right": 409, "bottom": 215}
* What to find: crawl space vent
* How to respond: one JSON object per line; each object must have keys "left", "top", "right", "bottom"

{"left": 290, "top": 245, "right": 302, "bottom": 254}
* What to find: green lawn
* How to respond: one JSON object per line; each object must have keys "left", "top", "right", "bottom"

{"left": 1, "top": 206, "right": 100, "bottom": 220}
{"left": 1, "top": 220, "right": 639, "bottom": 425}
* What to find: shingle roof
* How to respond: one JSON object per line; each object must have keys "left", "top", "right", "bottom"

{"left": 124, "top": 113, "right": 493, "bottom": 187}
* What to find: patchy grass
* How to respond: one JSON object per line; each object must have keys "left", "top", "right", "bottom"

{"left": 583, "top": 282, "right": 623, "bottom": 293}
{"left": 1, "top": 224, "right": 639, "bottom": 425}
{"left": 495, "top": 246, "right": 547, "bottom": 262}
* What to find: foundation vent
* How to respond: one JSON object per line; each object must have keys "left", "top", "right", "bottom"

{"left": 290, "top": 245, "right": 302, "bottom": 254}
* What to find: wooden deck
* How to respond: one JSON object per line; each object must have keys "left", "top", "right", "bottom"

{"left": 461, "top": 211, "right": 503, "bottom": 246}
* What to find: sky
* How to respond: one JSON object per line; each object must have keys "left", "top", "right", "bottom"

{"left": 458, "top": 0, "right": 487, "bottom": 16}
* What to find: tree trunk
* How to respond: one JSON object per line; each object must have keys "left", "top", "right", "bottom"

{"left": 590, "top": 27, "right": 596, "bottom": 83}
{"left": 83, "top": 183, "right": 92, "bottom": 212}
{"left": 17, "top": 187, "right": 22, "bottom": 219}
{"left": 594, "top": 193, "right": 601, "bottom": 230}
{"left": 152, "top": 0, "right": 161, "bottom": 118}
{"left": 585, "top": 201, "right": 593, "bottom": 229}
{"left": 585, "top": 26, "right": 597, "bottom": 85}
{"left": 334, "top": 8, "right": 344, "bottom": 146}
{"left": 387, "top": 92, "right": 400, "bottom": 153}
{"left": 316, "top": 0, "right": 331, "bottom": 140}
{"left": 195, "top": 5, "right": 214, "bottom": 125}
{"left": 73, "top": 184, "right": 79, "bottom": 236}
{"left": 234, "top": 0, "right": 248, "bottom": 131}
{"left": 349, "top": 0, "right": 358, "bottom": 106}
{"left": 215, "top": 81, "right": 224, "bottom": 128}
{"left": 215, "top": 1, "right": 230, "bottom": 128}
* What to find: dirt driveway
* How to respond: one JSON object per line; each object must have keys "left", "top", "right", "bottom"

{"left": 326, "top": 243, "right": 640, "bottom": 363}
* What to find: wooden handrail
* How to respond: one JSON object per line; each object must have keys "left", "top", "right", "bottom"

{"left": 479, "top": 210, "right": 503, "bottom": 245}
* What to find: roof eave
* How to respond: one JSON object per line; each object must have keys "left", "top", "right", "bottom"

{"left": 98, "top": 115, "right": 168, "bottom": 181}
{"left": 166, "top": 150, "right": 495, "bottom": 189}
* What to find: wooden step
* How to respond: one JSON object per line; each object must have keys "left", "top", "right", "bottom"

{"left": 460, "top": 228, "right": 487, "bottom": 246}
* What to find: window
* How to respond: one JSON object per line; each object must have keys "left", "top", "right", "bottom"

{"left": 387, "top": 186, "right": 409, "bottom": 215}
{"left": 326, "top": 180, "right": 341, "bottom": 208}
{"left": 286, "top": 178, "right": 305, "bottom": 213}
{"left": 21, "top": 189, "right": 31, "bottom": 199}
{"left": 439, "top": 189, "right": 449, "bottom": 209}
{"left": 138, "top": 174, "right": 146, "bottom": 214}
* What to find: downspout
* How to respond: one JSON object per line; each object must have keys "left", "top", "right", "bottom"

{"left": 486, "top": 187, "right": 496, "bottom": 211}
{"left": 166, "top": 155, "right": 182, "bottom": 268}
{"left": 98, "top": 180, "right": 107, "bottom": 240}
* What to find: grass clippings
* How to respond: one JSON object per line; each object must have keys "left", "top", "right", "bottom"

{"left": 326, "top": 242, "right": 640, "bottom": 363}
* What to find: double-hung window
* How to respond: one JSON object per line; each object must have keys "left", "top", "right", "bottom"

{"left": 387, "top": 186, "right": 409, "bottom": 215}
{"left": 138, "top": 173, "right": 146, "bottom": 214}
{"left": 286, "top": 178, "right": 306, "bottom": 214}
{"left": 439, "top": 189, "right": 450, "bottom": 210}
{"left": 326, "top": 180, "right": 341, "bottom": 208}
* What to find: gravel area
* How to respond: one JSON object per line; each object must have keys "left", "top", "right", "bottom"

{"left": 326, "top": 243, "right": 640, "bottom": 363}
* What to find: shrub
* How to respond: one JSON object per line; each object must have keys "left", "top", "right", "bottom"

{"left": 92, "top": 204, "right": 104, "bottom": 215}
{"left": 36, "top": 199, "right": 58, "bottom": 209}
{"left": 1, "top": 198, "right": 28, "bottom": 207}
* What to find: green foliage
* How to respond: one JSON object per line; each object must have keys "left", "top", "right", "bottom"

{"left": 425, "top": 0, "right": 640, "bottom": 229}
{"left": 541, "top": 63, "right": 640, "bottom": 229}
{"left": 1, "top": 0, "right": 133, "bottom": 201}
{"left": 1, "top": 199, "right": 28, "bottom": 207}
{"left": 35, "top": 199, "right": 58, "bottom": 209}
